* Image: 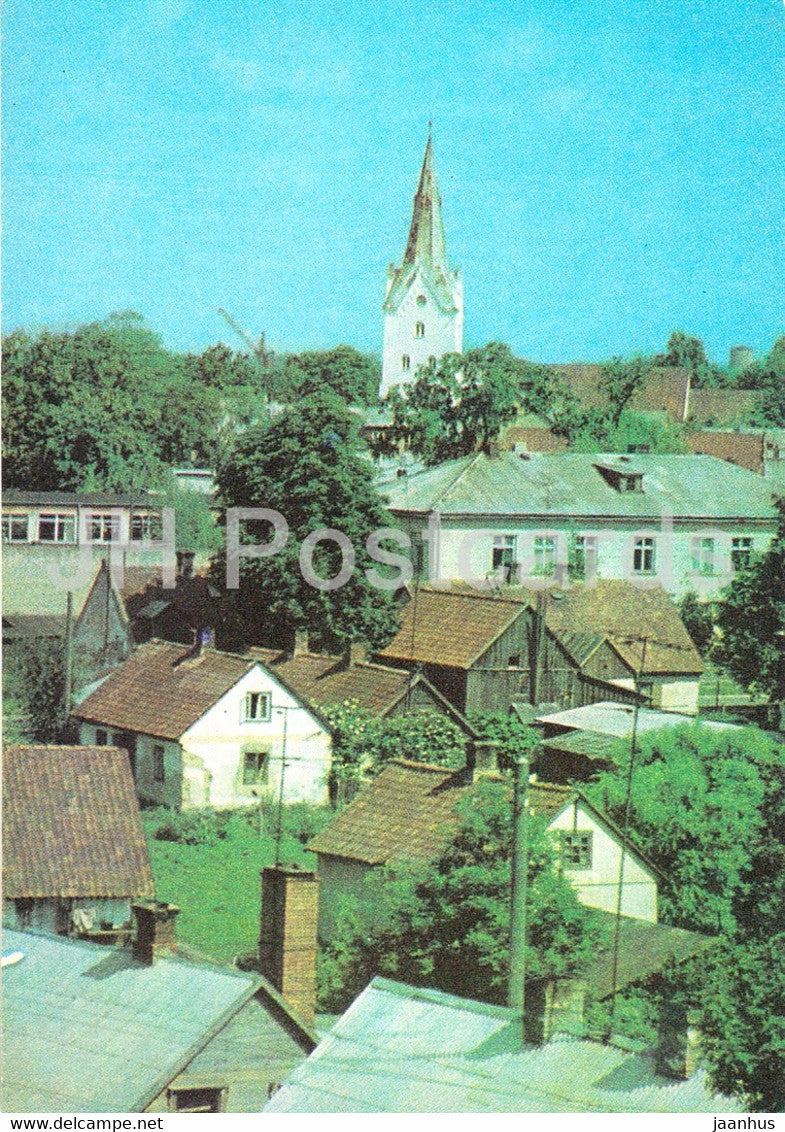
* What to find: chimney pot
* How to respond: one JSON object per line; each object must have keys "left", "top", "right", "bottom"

{"left": 258, "top": 866, "right": 318, "bottom": 1026}
{"left": 132, "top": 901, "right": 180, "bottom": 964}
{"left": 292, "top": 629, "right": 309, "bottom": 657}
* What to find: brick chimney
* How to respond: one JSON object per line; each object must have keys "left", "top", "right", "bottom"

{"left": 344, "top": 640, "right": 367, "bottom": 667}
{"left": 292, "top": 629, "right": 309, "bottom": 657}
{"left": 258, "top": 866, "right": 318, "bottom": 1026}
{"left": 132, "top": 901, "right": 180, "bottom": 965}
{"left": 525, "top": 978, "right": 587, "bottom": 1045}
{"left": 656, "top": 1000, "right": 703, "bottom": 1079}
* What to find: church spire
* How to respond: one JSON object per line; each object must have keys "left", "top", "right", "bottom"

{"left": 402, "top": 126, "right": 448, "bottom": 273}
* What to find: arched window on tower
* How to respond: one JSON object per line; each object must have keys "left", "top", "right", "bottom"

{"left": 401, "top": 354, "right": 411, "bottom": 371}
{"left": 428, "top": 356, "right": 436, "bottom": 366}
{"left": 415, "top": 322, "right": 425, "bottom": 339}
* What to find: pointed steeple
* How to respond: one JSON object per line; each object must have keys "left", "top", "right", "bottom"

{"left": 402, "top": 125, "right": 449, "bottom": 273}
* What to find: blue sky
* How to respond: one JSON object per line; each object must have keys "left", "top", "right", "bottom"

{"left": 3, "top": 0, "right": 783, "bottom": 364}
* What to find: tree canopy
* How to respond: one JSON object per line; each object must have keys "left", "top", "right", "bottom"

{"left": 213, "top": 389, "right": 400, "bottom": 652}
{"left": 715, "top": 499, "right": 785, "bottom": 705}
{"left": 387, "top": 343, "right": 522, "bottom": 464}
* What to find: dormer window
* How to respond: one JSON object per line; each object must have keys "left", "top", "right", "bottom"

{"left": 415, "top": 322, "right": 425, "bottom": 338}
{"left": 594, "top": 463, "right": 644, "bottom": 493}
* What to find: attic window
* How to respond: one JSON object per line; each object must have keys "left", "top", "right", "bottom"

{"left": 595, "top": 464, "right": 644, "bottom": 493}
{"left": 166, "top": 1085, "right": 228, "bottom": 1114}
{"left": 560, "top": 831, "right": 593, "bottom": 869}
{"left": 414, "top": 322, "right": 425, "bottom": 338}
{"left": 244, "top": 691, "right": 271, "bottom": 722}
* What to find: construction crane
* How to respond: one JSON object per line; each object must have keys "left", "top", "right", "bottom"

{"left": 217, "top": 308, "right": 275, "bottom": 401}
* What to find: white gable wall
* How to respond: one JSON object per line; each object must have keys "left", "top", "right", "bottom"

{"left": 547, "top": 800, "right": 658, "bottom": 923}
{"left": 180, "top": 664, "right": 331, "bottom": 810}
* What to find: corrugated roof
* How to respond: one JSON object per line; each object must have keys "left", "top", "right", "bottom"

{"left": 537, "top": 701, "right": 742, "bottom": 737}
{"left": 2, "top": 746, "right": 155, "bottom": 900}
{"left": 385, "top": 451, "right": 778, "bottom": 521}
{"left": 1, "top": 929, "right": 262, "bottom": 1112}
{"left": 308, "top": 760, "right": 574, "bottom": 866}
{"left": 73, "top": 640, "right": 255, "bottom": 740}
{"left": 378, "top": 589, "right": 526, "bottom": 669}
{"left": 265, "top": 977, "right": 741, "bottom": 1113}
{"left": 3, "top": 489, "right": 162, "bottom": 507}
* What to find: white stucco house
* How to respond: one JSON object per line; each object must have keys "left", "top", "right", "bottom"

{"left": 308, "top": 760, "right": 660, "bottom": 938}
{"left": 73, "top": 639, "right": 332, "bottom": 810}
{"left": 384, "top": 451, "right": 779, "bottom": 600}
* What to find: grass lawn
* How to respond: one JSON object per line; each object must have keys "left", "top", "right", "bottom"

{"left": 142, "top": 805, "right": 331, "bottom": 964}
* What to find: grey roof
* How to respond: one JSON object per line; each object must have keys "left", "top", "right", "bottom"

{"left": 1, "top": 929, "right": 260, "bottom": 1113}
{"left": 385, "top": 451, "right": 779, "bottom": 522}
{"left": 536, "top": 701, "right": 743, "bottom": 738}
{"left": 3, "top": 489, "right": 162, "bottom": 508}
{"left": 541, "top": 729, "right": 624, "bottom": 763}
{"left": 264, "top": 977, "right": 741, "bottom": 1113}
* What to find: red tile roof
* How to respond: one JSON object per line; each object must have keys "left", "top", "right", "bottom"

{"left": 74, "top": 640, "right": 255, "bottom": 739}
{"left": 309, "top": 760, "right": 574, "bottom": 865}
{"left": 249, "top": 650, "right": 417, "bottom": 716}
{"left": 2, "top": 746, "right": 155, "bottom": 900}
{"left": 377, "top": 590, "right": 527, "bottom": 670}
{"left": 687, "top": 430, "right": 765, "bottom": 474}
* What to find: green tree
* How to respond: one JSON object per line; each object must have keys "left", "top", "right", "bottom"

{"left": 318, "top": 778, "right": 604, "bottom": 1012}
{"left": 388, "top": 343, "right": 521, "bottom": 464}
{"left": 4, "top": 639, "right": 66, "bottom": 742}
{"left": 655, "top": 329, "right": 727, "bottom": 388}
{"left": 715, "top": 501, "right": 785, "bottom": 704}
{"left": 277, "top": 346, "right": 381, "bottom": 405}
{"left": 677, "top": 590, "right": 715, "bottom": 654}
{"left": 213, "top": 390, "right": 400, "bottom": 652}
{"left": 597, "top": 356, "right": 652, "bottom": 428}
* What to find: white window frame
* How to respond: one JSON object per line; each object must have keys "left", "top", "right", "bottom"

{"left": 86, "top": 512, "right": 121, "bottom": 543}
{"left": 37, "top": 512, "right": 76, "bottom": 544}
{"left": 414, "top": 321, "right": 425, "bottom": 339}
{"left": 243, "top": 691, "right": 272, "bottom": 723}
{"left": 691, "top": 536, "right": 716, "bottom": 576}
{"left": 401, "top": 354, "right": 411, "bottom": 371}
{"left": 241, "top": 749, "right": 270, "bottom": 787}
{"left": 532, "top": 536, "right": 556, "bottom": 577}
{"left": 560, "top": 830, "right": 593, "bottom": 869}
{"left": 131, "top": 512, "right": 163, "bottom": 541}
{"left": 2, "top": 513, "right": 30, "bottom": 543}
{"left": 633, "top": 536, "right": 656, "bottom": 575}
{"left": 730, "top": 537, "right": 753, "bottom": 572}
{"left": 492, "top": 535, "right": 517, "bottom": 576}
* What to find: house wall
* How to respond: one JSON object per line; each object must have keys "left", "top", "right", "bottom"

{"left": 316, "top": 854, "right": 376, "bottom": 939}
{"left": 72, "top": 568, "right": 134, "bottom": 694}
{"left": 610, "top": 675, "right": 700, "bottom": 715}
{"left": 3, "top": 896, "right": 131, "bottom": 935}
{"left": 180, "top": 665, "right": 331, "bottom": 810}
{"left": 396, "top": 514, "right": 775, "bottom": 600}
{"left": 77, "top": 664, "right": 331, "bottom": 810}
{"left": 77, "top": 722, "right": 184, "bottom": 808}
{"left": 547, "top": 801, "right": 658, "bottom": 923}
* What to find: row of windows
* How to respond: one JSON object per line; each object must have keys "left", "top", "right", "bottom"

{"left": 489, "top": 534, "right": 754, "bottom": 579}
{"left": 2, "top": 511, "right": 163, "bottom": 544}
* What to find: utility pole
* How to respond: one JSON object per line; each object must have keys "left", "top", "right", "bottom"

{"left": 63, "top": 591, "right": 73, "bottom": 735}
{"left": 508, "top": 750, "right": 529, "bottom": 1029}
{"left": 608, "top": 636, "right": 648, "bottom": 1028}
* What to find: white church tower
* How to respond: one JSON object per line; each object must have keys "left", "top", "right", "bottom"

{"left": 379, "top": 128, "right": 463, "bottom": 399}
